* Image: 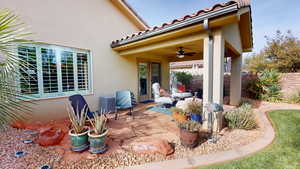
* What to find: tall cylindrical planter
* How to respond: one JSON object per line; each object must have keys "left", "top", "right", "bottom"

{"left": 190, "top": 114, "right": 202, "bottom": 124}
{"left": 88, "top": 129, "right": 108, "bottom": 154}
{"left": 69, "top": 127, "right": 89, "bottom": 152}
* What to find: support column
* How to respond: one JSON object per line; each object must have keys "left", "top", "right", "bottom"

{"left": 212, "top": 30, "right": 225, "bottom": 105}
{"left": 203, "top": 35, "right": 214, "bottom": 105}
{"left": 202, "top": 35, "right": 214, "bottom": 130}
{"left": 230, "top": 55, "right": 242, "bottom": 105}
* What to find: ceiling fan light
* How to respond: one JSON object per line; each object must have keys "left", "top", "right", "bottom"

{"left": 177, "top": 54, "right": 185, "bottom": 58}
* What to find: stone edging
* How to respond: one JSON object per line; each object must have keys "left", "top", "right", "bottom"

{"left": 119, "top": 103, "right": 300, "bottom": 169}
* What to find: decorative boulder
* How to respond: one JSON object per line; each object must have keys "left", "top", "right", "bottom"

{"left": 130, "top": 139, "right": 174, "bottom": 156}
{"left": 37, "top": 127, "right": 65, "bottom": 146}
{"left": 10, "top": 121, "right": 26, "bottom": 129}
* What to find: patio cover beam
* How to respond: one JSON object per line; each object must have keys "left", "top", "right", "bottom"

{"left": 118, "top": 33, "right": 206, "bottom": 56}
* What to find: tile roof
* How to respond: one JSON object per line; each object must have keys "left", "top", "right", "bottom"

{"left": 111, "top": 0, "right": 251, "bottom": 47}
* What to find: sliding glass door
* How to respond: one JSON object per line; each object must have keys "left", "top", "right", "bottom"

{"left": 138, "top": 62, "right": 161, "bottom": 101}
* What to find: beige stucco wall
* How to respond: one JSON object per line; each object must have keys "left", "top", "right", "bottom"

{"left": 1, "top": 0, "right": 144, "bottom": 122}
{"left": 222, "top": 23, "right": 243, "bottom": 54}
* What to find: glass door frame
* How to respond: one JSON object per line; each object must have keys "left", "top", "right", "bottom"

{"left": 137, "top": 60, "right": 161, "bottom": 102}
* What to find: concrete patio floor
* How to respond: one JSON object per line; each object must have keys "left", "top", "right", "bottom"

{"left": 58, "top": 103, "right": 179, "bottom": 163}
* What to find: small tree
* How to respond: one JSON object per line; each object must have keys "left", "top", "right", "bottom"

{"left": 174, "top": 72, "right": 193, "bottom": 87}
{"left": 245, "top": 30, "right": 300, "bottom": 73}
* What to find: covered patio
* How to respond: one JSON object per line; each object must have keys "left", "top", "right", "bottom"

{"left": 111, "top": 0, "right": 253, "bottom": 109}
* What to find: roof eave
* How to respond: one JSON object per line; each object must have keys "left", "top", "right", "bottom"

{"left": 110, "top": 0, "right": 149, "bottom": 30}
{"left": 111, "top": 3, "right": 240, "bottom": 48}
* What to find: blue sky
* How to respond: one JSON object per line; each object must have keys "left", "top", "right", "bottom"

{"left": 126, "top": 0, "right": 300, "bottom": 54}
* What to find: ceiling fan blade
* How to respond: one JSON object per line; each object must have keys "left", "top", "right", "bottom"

{"left": 184, "top": 52, "right": 196, "bottom": 56}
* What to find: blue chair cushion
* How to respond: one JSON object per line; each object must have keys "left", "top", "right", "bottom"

{"left": 69, "top": 94, "right": 94, "bottom": 119}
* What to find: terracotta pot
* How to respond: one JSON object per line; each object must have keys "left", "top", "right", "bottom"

{"left": 179, "top": 128, "right": 199, "bottom": 148}
{"left": 173, "top": 112, "right": 188, "bottom": 122}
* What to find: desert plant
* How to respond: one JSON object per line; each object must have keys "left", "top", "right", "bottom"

{"left": 224, "top": 104, "right": 257, "bottom": 130}
{"left": 177, "top": 121, "right": 202, "bottom": 132}
{"left": 170, "top": 107, "right": 185, "bottom": 115}
{"left": 186, "top": 99, "right": 203, "bottom": 115}
{"left": 88, "top": 110, "right": 107, "bottom": 135}
{"left": 287, "top": 89, "right": 300, "bottom": 104}
{"left": 0, "top": 9, "right": 32, "bottom": 128}
{"left": 260, "top": 70, "right": 282, "bottom": 102}
{"left": 67, "top": 104, "right": 88, "bottom": 134}
{"left": 174, "top": 72, "right": 193, "bottom": 87}
{"left": 247, "top": 70, "right": 282, "bottom": 102}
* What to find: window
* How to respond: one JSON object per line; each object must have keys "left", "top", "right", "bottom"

{"left": 61, "top": 51, "right": 75, "bottom": 92}
{"left": 18, "top": 44, "right": 92, "bottom": 99}
{"left": 41, "top": 48, "right": 58, "bottom": 93}
{"left": 18, "top": 46, "right": 39, "bottom": 94}
{"left": 77, "top": 53, "right": 89, "bottom": 91}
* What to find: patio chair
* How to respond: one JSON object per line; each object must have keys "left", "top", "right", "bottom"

{"left": 115, "top": 90, "right": 136, "bottom": 120}
{"left": 152, "top": 83, "right": 173, "bottom": 106}
{"left": 171, "top": 87, "right": 193, "bottom": 99}
{"left": 171, "top": 83, "right": 193, "bottom": 100}
{"left": 68, "top": 94, "right": 95, "bottom": 119}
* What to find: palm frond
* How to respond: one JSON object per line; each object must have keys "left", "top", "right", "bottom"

{"left": 0, "top": 9, "right": 33, "bottom": 128}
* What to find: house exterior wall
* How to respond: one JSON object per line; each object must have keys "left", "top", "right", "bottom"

{"left": 2, "top": 0, "right": 142, "bottom": 122}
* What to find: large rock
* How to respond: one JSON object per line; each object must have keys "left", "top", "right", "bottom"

{"left": 130, "top": 139, "right": 174, "bottom": 156}
{"left": 37, "top": 127, "right": 65, "bottom": 146}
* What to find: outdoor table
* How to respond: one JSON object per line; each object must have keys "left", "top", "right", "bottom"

{"left": 99, "top": 96, "right": 116, "bottom": 113}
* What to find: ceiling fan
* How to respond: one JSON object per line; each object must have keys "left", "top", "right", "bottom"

{"left": 176, "top": 47, "right": 196, "bottom": 58}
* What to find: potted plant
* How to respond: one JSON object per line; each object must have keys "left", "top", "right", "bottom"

{"left": 178, "top": 121, "right": 202, "bottom": 148}
{"left": 67, "top": 105, "right": 90, "bottom": 152}
{"left": 88, "top": 111, "right": 108, "bottom": 154}
{"left": 170, "top": 107, "right": 187, "bottom": 122}
{"left": 186, "top": 99, "right": 203, "bottom": 123}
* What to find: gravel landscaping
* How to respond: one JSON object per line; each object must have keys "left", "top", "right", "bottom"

{"left": 0, "top": 124, "right": 263, "bottom": 169}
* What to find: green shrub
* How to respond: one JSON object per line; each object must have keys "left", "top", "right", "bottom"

{"left": 247, "top": 70, "right": 282, "bottom": 102}
{"left": 287, "top": 89, "right": 300, "bottom": 104}
{"left": 174, "top": 72, "right": 193, "bottom": 87}
{"left": 224, "top": 104, "right": 257, "bottom": 130}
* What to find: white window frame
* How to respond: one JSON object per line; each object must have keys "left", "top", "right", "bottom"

{"left": 18, "top": 43, "right": 93, "bottom": 100}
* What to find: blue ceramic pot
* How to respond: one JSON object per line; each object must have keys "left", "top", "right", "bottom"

{"left": 191, "top": 114, "right": 202, "bottom": 123}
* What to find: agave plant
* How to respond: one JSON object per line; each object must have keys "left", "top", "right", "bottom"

{"left": 0, "top": 9, "right": 32, "bottom": 128}
{"left": 88, "top": 109, "right": 107, "bottom": 135}
{"left": 67, "top": 104, "right": 88, "bottom": 134}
